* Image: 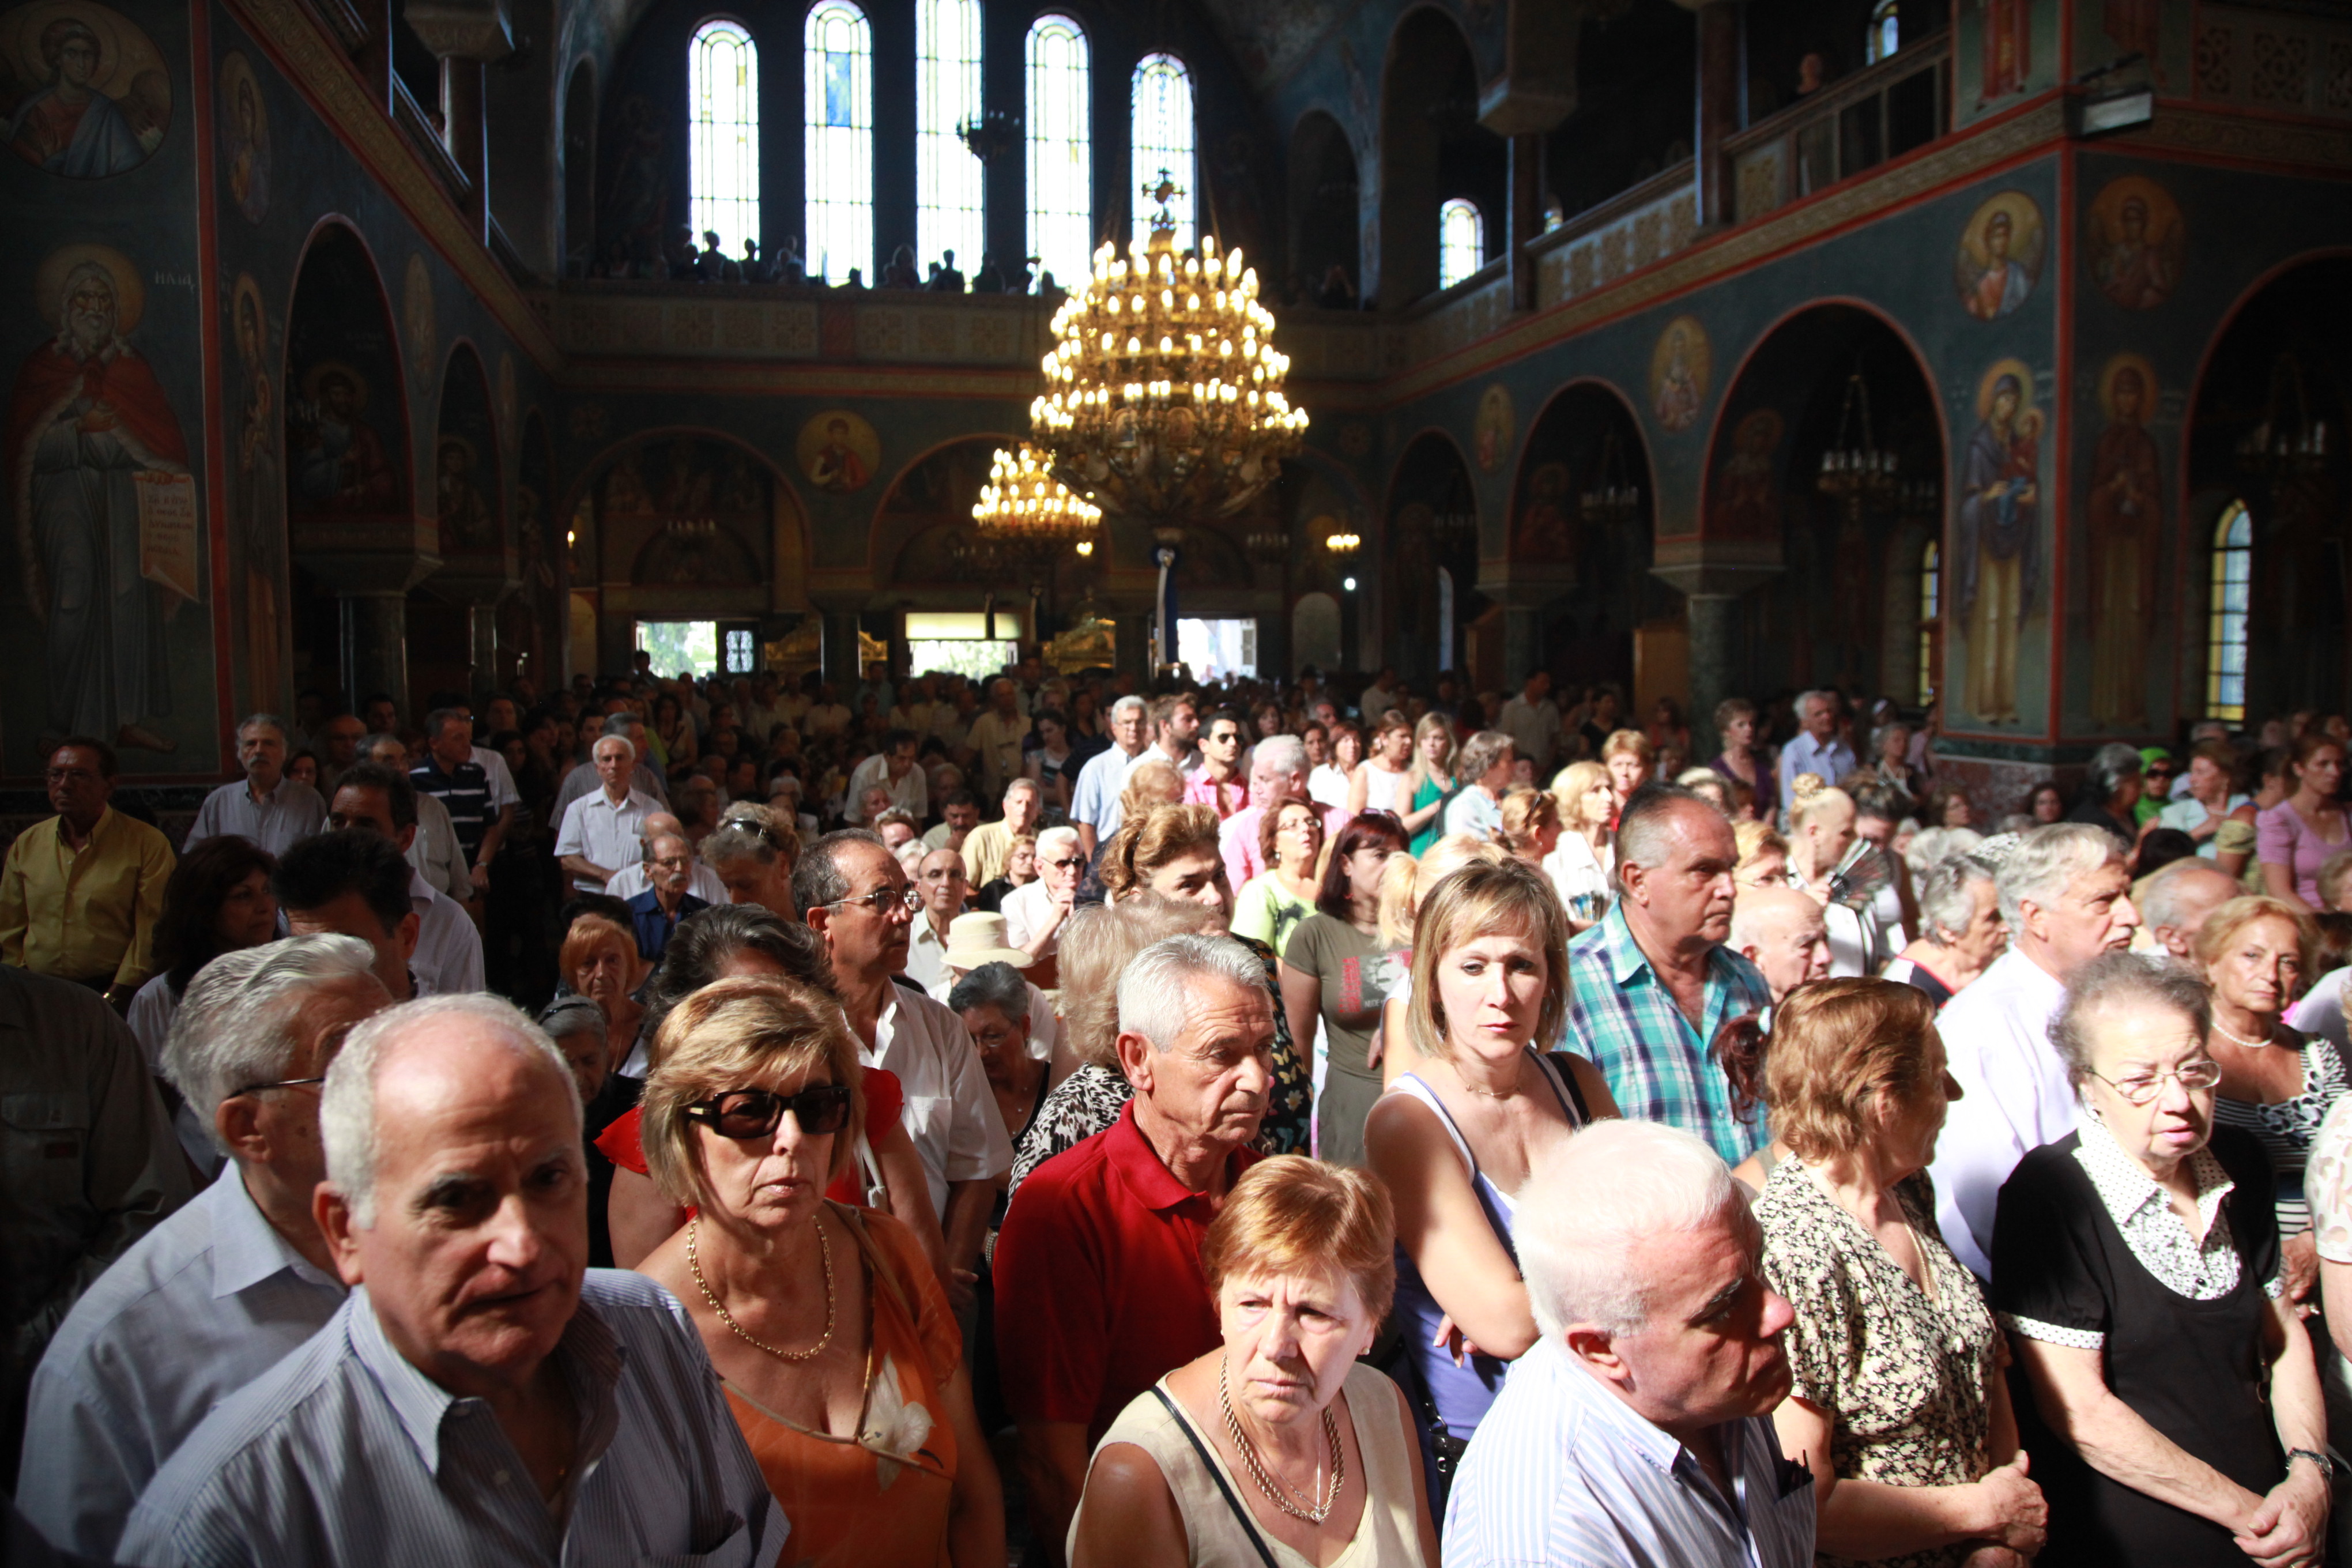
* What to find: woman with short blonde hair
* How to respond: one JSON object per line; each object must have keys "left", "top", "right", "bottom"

{"left": 1547, "top": 760, "right": 1616, "bottom": 930}
{"left": 1491, "top": 786, "right": 1560, "bottom": 863}
{"left": 1599, "top": 727, "right": 1655, "bottom": 813}
{"left": 1069, "top": 1157, "right": 1435, "bottom": 1567}
{"left": 1753, "top": 978, "right": 2042, "bottom": 1566}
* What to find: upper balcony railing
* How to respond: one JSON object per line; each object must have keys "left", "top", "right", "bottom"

{"left": 1725, "top": 32, "right": 1951, "bottom": 224}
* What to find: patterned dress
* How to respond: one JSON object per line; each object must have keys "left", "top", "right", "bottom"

{"left": 2214, "top": 1032, "right": 2349, "bottom": 1240}
{"left": 1755, "top": 1159, "right": 2000, "bottom": 1568}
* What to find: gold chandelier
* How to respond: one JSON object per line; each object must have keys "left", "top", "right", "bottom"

{"left": 970, "top": 443, "right": 1102, "bottom": 560}
{"left": 1031, "top": 179, "right": 1307, "bottom": 525}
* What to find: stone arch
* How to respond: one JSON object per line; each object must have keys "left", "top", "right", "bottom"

{"left": 1511, "top": 379, "right": 1657, "bottom": 696}
{"left": 431, "top": 341, "right": 506, "bottom": 563}
{"left": 870, "top": 435, "right": 1021, "bottom": 587}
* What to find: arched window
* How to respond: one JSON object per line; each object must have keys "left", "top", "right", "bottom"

{"left": 1438, "top": 198, "right": 1482, "bottom": 289}
{"left": 1026, "top": 15, "right": 1091, "bottom": 290}
{"left": 689, "top": 21, "right": 760, "bottom": 260}
{"left": 804, "top": 1, "right": 873, "bottom": 284}
{"left": 1865, "top": 1, "right": 1899, "bottom": 63}
{"left": 915, "top": 0, "right": 983, "bottom": 278}
{"left": 1917, "top": 538, "right": 1940, "bottom": 706}
{"left": 2207, "top": 500, "right": 2253, "bottom": 722}
{"left": 1130, "top": 53, "right": 1194, "bottom": 252}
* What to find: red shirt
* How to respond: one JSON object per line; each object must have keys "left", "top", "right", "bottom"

{"left": 993, "top": 1099, "right": 1260, "bottom": 1443}
{"left": 592, "top": 1067, "right": 903, "bottom": 1209}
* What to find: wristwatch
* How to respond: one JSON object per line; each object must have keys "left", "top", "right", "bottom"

{"left": 2285, "top": 1447, "right": 2334, "bottom": 1479}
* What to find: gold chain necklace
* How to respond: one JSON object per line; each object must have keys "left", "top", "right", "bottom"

{"left": 687, "top": 1215, "right": 836, "bottom": 1362}
{"left": 1218, "top": 1354, "right": 1343, "bottom": 1523}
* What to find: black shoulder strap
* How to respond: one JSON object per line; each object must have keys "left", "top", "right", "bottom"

{"left": 1148, "top": 1386, "right": 1281, "bottom": 1568}
{"left": 1539, "top": 1051, "right": 1592, "bottom": 1125}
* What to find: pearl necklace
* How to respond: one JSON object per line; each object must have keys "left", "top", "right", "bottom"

{"left": 687, "top": 1215, "right": 836, "bottom": 1362}
{"left": 1219, "top": 1354, "right": 1344, "bottom": 1523}
{"left": 2212, "top": 1016, "right": 2287, "bottom": 1051}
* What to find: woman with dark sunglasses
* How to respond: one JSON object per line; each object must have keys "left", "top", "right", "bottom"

{"left": 636, "top": 977, "right": 1004, "bottom": 1568}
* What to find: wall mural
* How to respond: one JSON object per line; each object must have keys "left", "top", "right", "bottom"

{"left": 402, "top": 251, "right": 435, "bottom": 373}
{"left": 434, "top": 346, "right": 500, "bottom": 559}
{"left": 1472, "top": 383, "right": 1513, "bottom": 474}
{"left": 231, "top": 271, "right": 282, "bottom": 706}
{"left": 1954, "top": 191, "right": 2044, "bottom": 321}
{"left": 2075, "top": 0, "right": 2185, "bottom": 92}
{"left": 285, "top": 231, "right": 407, "bottom": 520}
{"left": 1, "top": 0, "right": 167, "bottom": 176}
{"left": 1706, "top": 409, "right": 1785, "bottom": 542}
{"left": 1953, "top": 0, "right": 2059, "bottom": 129}
{"left": 1515, "top": 462, "right": 1573, "bottom": 565}
{"left": 2088, "top": 175, "right": 2183, "bottom": 311}
{"left": 1649, "top": 316, "right": 1709, "bottom": 434}
{"left": 216, "top": 49, "right": 266, "bottom": 221}
{"left": 1955, "top": 359, "right": 2041, "bottom": 726}
{"left": 2086, "top": 353, "right": 2162, "bottom": 727}
{"left": 593, "top": 435, "right": 771, "bottom": 587}
{"left": 8, "top": 243, "right": 194, "bottom": 753}
{"left": 796, "top": 409, "right": 878, "bottom": 494}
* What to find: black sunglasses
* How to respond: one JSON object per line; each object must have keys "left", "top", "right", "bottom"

{"left": 682, "top": 1083, "right": 853, "bottom": 1140}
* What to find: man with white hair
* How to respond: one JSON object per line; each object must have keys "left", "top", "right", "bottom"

{"left": 115, "top": 996, "right": 786, "bottom": 1567}
{"left": 1926, "top": 821, "right": 2142, "bottom": 1277}
{"left": 994, "top": 933, "right": 1275, "bottom": 1566}
{"left": 550, "top": 713, "right": 670, "bottom": 824}
{"left": 2135, "top": 855, "right": 2240, "bottom": 963}
{"left": 553, "top": 734, "right": 661, "bottom": 892}
{"left": 18, "top": 939, "right": 390, "bottom": 1557}
{"left": 903, "top": 846, "right": 969, "bottom": 990}
{"left": 1001, "top": 825, "right": 1084, "bottom": 984}
{"left": 1446, "top": 1119, "right": 1812, "bottom": 1567}
{"left": 1776, "top": 689, "right": 1855, "bottom": 824}
{"left": 602, "top": 812, "right": 728, "bottom": 904}
{"left": 1069, "top": 694, "right": 1152, "bottom": 859}
{"left": 182, "top": 714, "right": 327, "bottom": 857}
{"left": 1218, "top": 733, "right": 1347, "bottom": 891}
{"left": 957, "top": 777, "right": 1039, "bottom": 889}
{"left": 1729, "top": 883, "right": 1831, "bottom": 1007}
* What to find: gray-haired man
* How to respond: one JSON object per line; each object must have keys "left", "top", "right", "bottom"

{"left": 182, "top": 714, "right": 327, "bottom": 857}
{"left": 18, "top": 937, "right": 390, "bottom": 1557}
{"left": 117, "top": 995, "right": 786, "bottom": 1568}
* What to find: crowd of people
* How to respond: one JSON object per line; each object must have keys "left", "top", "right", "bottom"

{"left": 581, "top": 225, "right": 1057, "bottom": 297}
{"left": 8, "top": 652, "right": 2352, "bottom": 1568}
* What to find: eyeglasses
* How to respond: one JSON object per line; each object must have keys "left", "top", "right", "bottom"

{"left": 2090, "top": 1060, "right": 2223, "bottom": 1106}
{"left": 1043, "top": 855, "right": 1085, "bottom": 871}
{"left": 825, "top": 885, "right": 921, "bottom": 916}
{"left": 683, "top": 1083, "right": 853, "bottom": 1140}
{"left": 231, "top": 1074, "right": 326, "bottom": 1098}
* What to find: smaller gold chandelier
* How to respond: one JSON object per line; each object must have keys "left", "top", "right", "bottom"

{"left": 972, "top": 443, "right": 1103, "bottom": 561}
{"left": 1324, "top": 529, "right": 1360, "bottom": 555}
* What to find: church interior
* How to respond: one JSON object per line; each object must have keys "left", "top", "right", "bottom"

{"left": 6, "top": 0, "right": 2349, "bottom": 812}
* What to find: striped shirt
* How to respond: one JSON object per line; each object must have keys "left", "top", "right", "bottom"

{"left": 409, "top": 759, "right": 493, "bottom": 864}
{"left": 1443, "top": 1335, "right": 1816, "bottom": 1568}
{"left": 1566, "top": 906, "right": 1773, "bottom": 1165}
{"left": 115, "top": 1272, "right": 788, "bottom": 1568}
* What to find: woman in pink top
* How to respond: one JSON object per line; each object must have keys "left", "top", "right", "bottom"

{"left": 2259, "top": 733, "right": 2348, "bottom": 911}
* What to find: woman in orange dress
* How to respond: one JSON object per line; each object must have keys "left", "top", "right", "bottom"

{"left": 635, "top": 975, "right": 1004, "bottom": 1567}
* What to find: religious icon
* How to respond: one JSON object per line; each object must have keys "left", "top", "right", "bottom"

{"left": 0, "top": 2, "right": 169, "bottom": 177}
{"left": 7, "top": 244, "right": 192, "bottom": 752}
{"left": 601, "top": 448, "right": 654, "bottom": 517}
{"left": 289, "top": 360, "right": 397, "bottom": 514}
{"left": 403, "top": 252, "right": 436, "bottom": 371}
{"left": 796, "top": 410, "right": 879, "bottom": 493}
{"left": 2087, "top": 354, "right": 2163, "bottom": 726}
{"left": 1953, "top": 191, "right": 2045, "bottom": 321}
{"left": 217, "top": 52, "right": 269, "bottom": 223}
{"left": 1514, "top": 461, "right": 1573, "bottom": 564}
{"left": 1955, "top": 359, "right": 2040, "bottom": 725}
{"left": 1706, "top": 408, "right": 1785, "bottom": 541}
{"left": 1978, "top": 0, "right": 2032, "bottom": 104}
{"left": 230, "top": 273, "right": 283, "bottom": 703}
{"left": 2089, "top": 175, "right": 2184, "bottom": 311}
{"left": 436, "top": 436, "right": 495, "bottom": 554}
{"left": 1649, "top": 316, "right": 1710, "bottom": 434}
{"left": 1473, "top": 385, "right": 1514, "bottom": 473}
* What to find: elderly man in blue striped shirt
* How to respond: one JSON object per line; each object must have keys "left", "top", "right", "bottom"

{"left": 116, "top": 994, "right": 787, "bottom": 1568}
{"left": 1444, "top": 1120, "right": 1814, "bottom": 1568}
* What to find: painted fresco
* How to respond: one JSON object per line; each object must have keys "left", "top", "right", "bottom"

{"left": 285, "top": 229, "right": 406, "bottom": 519}
{"left": 1955, "top": 360, "right": 2041, "bottom": 726}
{"left": 2085, "top": 354, "right": 2162, "bottom": 727}
{"left": 216, "top": 49, "right": 265, "bottom": 220}
{"left": 1, "top": 0, "right": 167, "bottom": 176}
{"left": 797, "top": 409, "right": 879, "bottom": 494}
{"left": 1953, "top": 0, "right": 2061, "bottom": 129}
{"left": 1472, "top": 384, "right": 1512, "bottom": 473}
{"left": 1706, "top": 410, "right": 1786, "bottom": 542}
{"left": 1649, "top": 316, "right": 1710, "bottom": 434}
{"left": 586, "top": 433, "right": 773, "bottom": 588}
{"left": 2074, "top": 0, "right": 2191, "bottom": 94}
{"left": 1954, "top": 192, "right": 2044, "bottom": 321}
{"left": 435, "top": 345, "right": 502, "bottom": 559}
{"left": 230, "top": 271, "right": 283, "bottom": 708}
{"left": 2087, "top": 175, "right": 2184, "bottom": 311}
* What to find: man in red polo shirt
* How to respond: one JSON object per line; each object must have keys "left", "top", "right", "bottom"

{"left": 993, "top": 932, "right": 1276, "bottom": 1566}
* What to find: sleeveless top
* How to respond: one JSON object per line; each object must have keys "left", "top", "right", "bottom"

{"left": 1082, "top": 1362, "right": 1428, "bottom": 1568}
{"left": 2213, "top": 1033, "right": 2350, "bottom": 1239}
{"left": 1387, "top": 1054, "right": 1588, "bottom": 1454}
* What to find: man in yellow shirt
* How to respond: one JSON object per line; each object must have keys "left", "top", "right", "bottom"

{"left": 0, "top": 738, "right": 176, "bottom": 1014}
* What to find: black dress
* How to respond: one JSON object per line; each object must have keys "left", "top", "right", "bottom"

{"left": 1991, "top": 1126, "right": 2284, "bottom": 1567}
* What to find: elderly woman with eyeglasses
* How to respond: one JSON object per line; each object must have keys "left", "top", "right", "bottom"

{"left": 1993, "top": 952, "right": 2331, "bottom": 1568}
{"left": 1002, "top": 824, "right": 1084, "bottom": 987}
{"left": 636, "top": 976, "right": 1004, "bottom": 1568}
{"left": 1068, "top": 1157, "right": 1436, "bottom": 1568}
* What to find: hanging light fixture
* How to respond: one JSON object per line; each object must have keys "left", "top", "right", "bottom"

{"left": 2238, "top": 352, "right": 2330, "bottom": 482}
{"left": 1324, "top": 526, "right": 1361, "bottom": 555}
{"left": 1580, "top": 428, "right": 1641, "bottom": 525}
{"left": 1818, "top": 368, "right": 1899, "bottom": 514}
{"left": 970, "top": 443, "right": 1103, "bottom": 564}
{"left": 1031, "top": 170, "right": 1309, "bottom": 526}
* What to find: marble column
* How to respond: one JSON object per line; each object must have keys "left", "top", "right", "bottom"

{"left": 1684, "top": 592, "right": 1738, "bottom": 761}
{"left": 341, "top": 593, "right": 409, "bottom": 710}
{"left": 820, "top": 610, "right": 863, "bottom": 685}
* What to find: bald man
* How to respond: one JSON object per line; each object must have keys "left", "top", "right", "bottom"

{"left": 1730, "top": 885, "right": 1833, "bottom": 1007}
{"left": 2135, "top": 858, "right": 2241, "bottom": 964}
{"left": 602, "top": 812, "right": 727, "bottom": 904}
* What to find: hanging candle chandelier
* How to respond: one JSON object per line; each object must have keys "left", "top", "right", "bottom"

{"left": 1031, "top": 171, "right": 1308, "bottom": 525}
{"left": 971, "top": 443, "right": 1103, "bottom": 562}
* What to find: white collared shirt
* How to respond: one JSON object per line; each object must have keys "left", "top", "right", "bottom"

{"left": 407, "top": 868, "right": 483, "bottom": 994}
{"left": 866, "top": 988, "right": 1014, "bottom": 1216}
{"left": 17, "top": 1168, "right": 346, "bottom": 1557}
{"left": 902, "top": 915, "right": 954, "bottom": 992}
{"left": 1925, "top": 945, "right": 2075, "bottom": 1277}
{"left": 553, "top": 787, "right": 661, "bottom": 891}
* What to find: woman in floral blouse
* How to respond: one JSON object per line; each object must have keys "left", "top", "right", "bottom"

{"left": 1755, "top": 978, "right": 2046, "bottom": 1568}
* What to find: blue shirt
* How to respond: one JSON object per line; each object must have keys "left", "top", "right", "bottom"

{"left": 1069, "top": 742, "right": 1144, "bottom": 840}
{"left": 1566, "top": 906, "right": 1773, "bottom": 1165}
{"left": 18, "top": 1168, "right": 346, "bottom": 1558}
{"left": 626, "top": 888, "right": 709, "bottom": 962}
{"left": 180, "top": 778, "right": 327, "bottom": 859}
{"left": 116, "top": 1272, "right": 787, "bottom": 1568}
{"left": 1445, "top": 1336, "right": 1815, "bottom": 1568}
{"left": 1775, "top": 733, "right": 1856, "bottom": 823}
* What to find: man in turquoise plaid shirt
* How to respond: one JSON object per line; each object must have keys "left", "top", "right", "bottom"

{"left": 1566, "top": 784, "right": 1771, "bottom": 1164}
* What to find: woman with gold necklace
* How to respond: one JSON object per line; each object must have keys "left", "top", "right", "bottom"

{"left": 1068, "top": 1157, "right": 1438, "bottom": 1567}
{"left": 2198, "top": 895, "right": 2342, "bottom": 1311}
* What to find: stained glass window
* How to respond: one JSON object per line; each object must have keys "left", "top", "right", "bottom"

{"left": 1026, "top": 14, "right": 1091, "bottom": 291}
{"left": 804, "top": 0, "right": 872, "bottom": 284}
{"left": 1439, "top": 198, "right": 1482, "bottom": 289}
{"left": 917, "top": 0, "right": 983, "bottom": 278}
{"left": 1130, "top": 53, "right": 1194, "bottom": 252}
{"left": 2207, "top": 500, "right": 2252, "bottom": 722}
{"left": 1917, "top": 539, "right": 1939, "bottom": 706}
{"left": 689, "top": 21, "right": 760, "bottom": 259}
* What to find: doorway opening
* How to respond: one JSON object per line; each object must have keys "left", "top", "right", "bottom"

{"left": 1177, "top": 618, "right": 1257, "bottom": 680}
{"left": 906, "top": 610, "right": 1024, "bottom": 683}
